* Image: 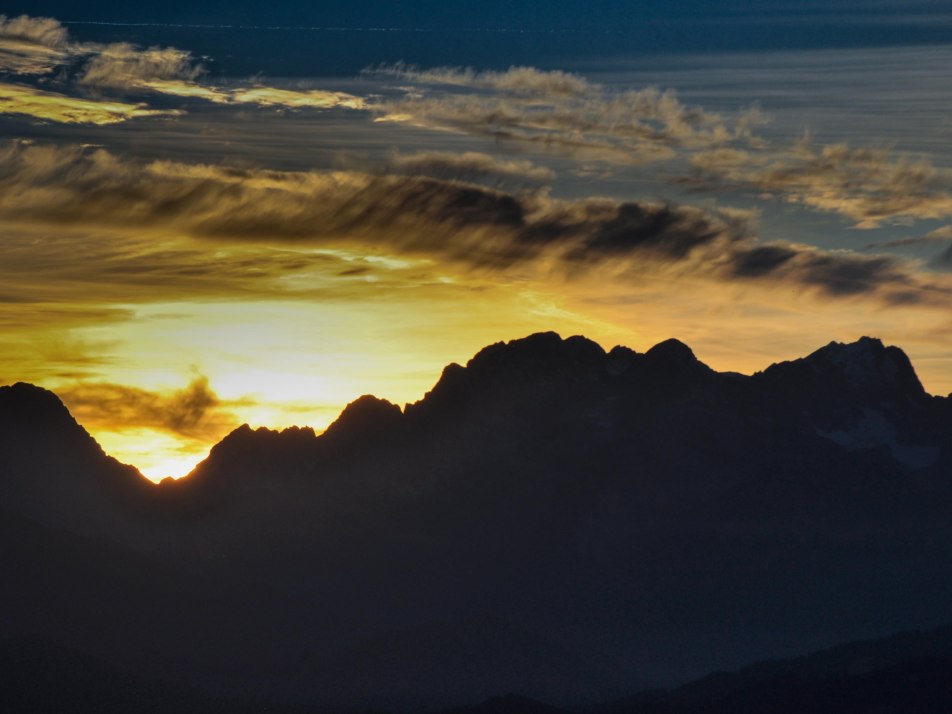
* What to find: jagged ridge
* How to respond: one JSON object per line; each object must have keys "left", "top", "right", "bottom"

{"left": 2, "top": 332, "right": 951, "bottom": 708}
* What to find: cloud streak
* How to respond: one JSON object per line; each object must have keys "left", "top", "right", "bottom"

{"left": 58, "top": 375, "right": 238, "bottom": 441}
{"left": 0, "top": 140, "right": 946, "bottom": 307}
{"left": 690, "top": 139, "right": 952, "bottom": 228}
{"left": 0, "top": 81, "right": 179, "bottom": 124}
{"left": 368, "top": 64, "right": 952, "bottom": 231}
{"left": 0, "top": 15, "right": 365, "bottom": 123}
{"left": 0, "top": 14, "right": 69, "bottom": 74}
{"left": 78, "top": 42, "right": 203, "bottom": 90}
{"left": 368, "top": 64, "right": 765, "bottom": 163}
{"left": 385, "top": 150, "right": 554, "bottom": 188}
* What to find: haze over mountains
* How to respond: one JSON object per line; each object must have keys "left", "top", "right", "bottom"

{"left": 3, "top": 332, "right": 952, "bottom": 710}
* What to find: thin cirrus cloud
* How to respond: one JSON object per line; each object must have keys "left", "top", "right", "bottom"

{"left": 366, "top": 63, "right": 769, "bottom": 163}
{"left": 385, "top": 150, "right": 555, "bottom": 189}
{"left": 0, "top": 14, "right": 364, "bottom": 124}
{"left": 0, "top": 140, "right": 946, "bottom": 308}
{"left": 689, "top": 138, "right": 952, "bottom": 228}
{"left": 0, "top": 81, "right": 179, "bottom": 124}
{"left": 368, "top": 63, "right": 596, "bottom": 96}
{"left": 369, "top": 64, "right": 952, "bottom": 231}
{"left": 5, "top": 15, "right": 944, "bottom": 236}
{"left": 862, "top": 225, "right": 952, "bottom": 254}
{"left": 78, "top": 43, "right": 364, "bottom": 109}
{"left": 77, "top": 41, "right": 203, "bottom": 90}
{"left": 0, "top": 14, "right": 69, "bottom": 74}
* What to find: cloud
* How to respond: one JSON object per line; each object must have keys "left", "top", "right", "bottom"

{"left": 58, "top": 375, "right": 238, "bottom": 441}
{"left": 1, "top": 15, "right": 202, "bottom": 93}
{"left": 368, "top": 63, "right": 595, "bottom": 96}
{"left": 862, "top": 225, "right": 952, "bottom": 253}
{"left": 0, "top": 224, "right": 328, "bottom": 307}
{"left": 727, "top": 244, "right": 911, "bottom": 296}
{"left": 79, "top": 44, "right": 365, "bottom": 110}
{"left": 690, "top": 139, "right": 952, "bottom": 228}
{"left": 79, "top": 42, "right": 203, "bottom": 91}
{"left": 0, "top": 141, "right": 745, "bottom": 267}
{"left": 932, "top": 243, "right": 952, "bottom": 271}
{"left": 386, "top": 150, "right": 554, "bottom": 188}
{"left": 0, "top": 15, "right": 365, "bottom": 122}
{"left": 368, "top": 64, "right": 762, "bottom": 164}
{"left": 0, "top": 14, "right": 70, "bottom": 74}
{"left": 0, "top": 81, "right": 179, "bottom": 124}
{"left": 0, "top": 140, "right": 946, "bottom": 307}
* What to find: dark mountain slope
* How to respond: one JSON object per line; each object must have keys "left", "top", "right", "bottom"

{"left": 1, "top": 333, "right": 951, "bottom": 708}
{"left": 0, "top": 382, "right": 155, "bottom": 536}
{"left": 597, "top": 622, "right": 952, "bottom": 714}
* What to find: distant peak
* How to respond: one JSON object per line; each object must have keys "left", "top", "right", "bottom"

{"left": 323, "top": 394, "right": 403, "bottom": 442}
{"left": 466, "top": 332, "right": 606, "bottom": 378}
{"left": 1, "top": 381, "right": 66, "bottom": 406}
{"left": 643, "top": 338, "right": 711, "bottom": 376}
{"left": 773, "top": 336, "right": 926, "bottom": 400}
{"left": 0, "top": 382, "right": 82, "bottom": 431}
{"left": 815, "top": 336, "right": 885, "bottom": 359}
{"left": 646, "top": 338, "right": 697, "bottom": 361}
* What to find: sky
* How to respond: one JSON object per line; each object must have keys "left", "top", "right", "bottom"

{"left": 2, "top": 3, "right": 952, "bottom": 479}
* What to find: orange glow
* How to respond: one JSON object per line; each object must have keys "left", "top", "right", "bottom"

{"left": 93, "top": 427, "right": 211, "bottom": 481}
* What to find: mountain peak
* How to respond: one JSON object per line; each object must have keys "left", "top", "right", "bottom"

{"left": 322, "top": 395, "right": 403, "bottom": 444}
{"left": 759, "top": 336, "right": 928, "bottom": 404}
{"left": 643, "top": 338, "right": 712, "bottom": 378}
{"left": 0, "top": 382, "right": 86, "bottom": 435}
{"left": 466, "top": 332, "right": 606, "bottom": 380}
{"left": 807, "top": 336, "right": 926, "bottom": 398}
{"left": 646, "top": 338, "right": 697, "bottom": 362}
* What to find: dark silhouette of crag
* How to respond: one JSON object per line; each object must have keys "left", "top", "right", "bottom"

{"left": 2, "top": 333, "right": 951, "bottom": 710}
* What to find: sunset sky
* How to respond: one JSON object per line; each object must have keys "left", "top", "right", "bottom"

{"left": 2, "top": 2, "right": 952, "bottom": 479}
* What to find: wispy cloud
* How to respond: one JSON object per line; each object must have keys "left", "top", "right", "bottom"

{"left": 368, "top": 63, "right": 595, "bottom": 96}
{"left": 862, "top": 225, "right": 952, "bottom": 252}
{"left": 385, "top": 150, "right": 554, "bottom": 188}
{"left": 0, "top": 140, "right": 946, "bottom": 307}
{"left": 78, "top": 42, "right": 203, "bottom": 90}
{"left": 689, "top": 138, "right": 952, "bottom": 228}
{"left": 367, "top": 64, "right": 766, "bottom": 163}
{"left": 0, "top": 81, "right": 179, "bottom": 124}
{"left": 0, "top": 15, "right": 364, "bottom": 124}
{"left": 58, "top": 375, "right": 239, "bottom": 441}
{"left": 368, "top": 63, "right": 952, "bottom": 231}
{"left": 0, "top": 14, "right": 70, "bottom": 74}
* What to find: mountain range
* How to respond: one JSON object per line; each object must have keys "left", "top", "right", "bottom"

{"left": 2, "top": 332, "right": 952, "bottom": 710}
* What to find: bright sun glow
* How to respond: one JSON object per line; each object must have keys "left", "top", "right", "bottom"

{"left": 93, "top": 427, "right": 211, "bottom": 481}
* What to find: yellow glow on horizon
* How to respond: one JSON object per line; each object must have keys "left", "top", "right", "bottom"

{"left": 41, "top": 287, "right": 628, "bottom": 482}
{"left": 94, "top": 427, "right": 212, "bottom": 481}
{"left": 6, "top": 253, "right": 951, "bottom": 485}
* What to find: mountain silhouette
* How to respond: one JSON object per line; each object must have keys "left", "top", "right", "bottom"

{"left": 2, "top": 333, "right": 952, "bottom": 709}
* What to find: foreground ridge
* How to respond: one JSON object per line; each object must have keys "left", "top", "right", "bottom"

{"left": 1, "top": 332, "right": 951, "bottom": 709}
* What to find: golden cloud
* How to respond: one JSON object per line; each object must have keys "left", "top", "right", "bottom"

{"left": 0, "top": 14, "right": 70, "bottom": 74}
{"left": 79, "top": 42, "right": 204, "bottom": 90}
{"left": 690, "top": 139, "right": 952, "bottom": 228}
{"left": 58, "top": 375, "right": 239, "bottom": 441}
{"left": 0, "top": 14, "right": 365, "bottom": 122}
{"left": 0, "top": 141, "right": 947, "bottom": 307}
{"left": 385, "top": 150, "right": 555, "bottom": 188}
{"left": 367, "top": 64, "right": 765, "bottom": 163}
{"left": 0, "top": 81, "right": 179, "bottom": 124}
